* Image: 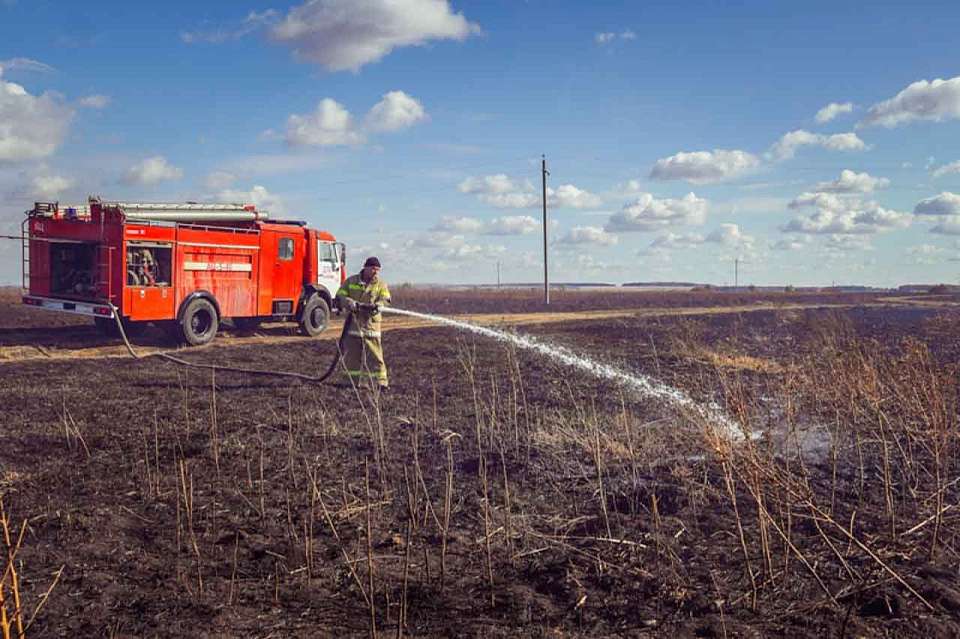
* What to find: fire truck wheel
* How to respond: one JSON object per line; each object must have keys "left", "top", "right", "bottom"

{"left": 180, "top": 298, "right": 219, "bottom": 346}
{"left": 299, "top": 295, "right": 330, "bottom": 337}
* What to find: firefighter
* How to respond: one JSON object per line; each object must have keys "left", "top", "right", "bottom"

{"left": 336, "top": 256, "right": 392, "bottom": 389}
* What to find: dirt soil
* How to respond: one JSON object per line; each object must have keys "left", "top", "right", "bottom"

{"left": 1, "top": 287, "right": 959, "bottom": 637}
{"left": 0, "top": 286, "right": 939, "bottom": 363}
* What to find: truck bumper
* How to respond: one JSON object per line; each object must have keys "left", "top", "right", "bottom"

{"left": 22, "top": 296, "right": 115, "bottom": 318}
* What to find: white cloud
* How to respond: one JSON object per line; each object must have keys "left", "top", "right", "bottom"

{"left": 276, "top": 91, "right": 433, "bottom": 147}
{"left": 773, "top": 236, "right": 811, "bottom": 251}
{"left": 0, "top": 57, "right": 54, "bottom": 74}
{"left": 932, "top": 161, "right": 960, "bottom": 178}
{"left": 595, "top": 30, "right": 635, "bottom": 45}
{"left": 458, "top": 174, "right": 600, "bottom": 209}
{"left": 768, "top": 129, "right": 867, "bottom": 161}
{"left": 605, "top": 192, "right": 708, "bottom": 232}
{"left": 575, "top": 255, "right": 606, "bottom": 271}
{"left": 181, "top": 9, "right": 279, "bottom": 44}
{"left": 789, "top": 191, "right": 846, "bottom": 210}
{"left": 277, "top": 90, "right": 430, "bottom": 146}
{"left": 861, "top": 76, "right": 960, "bottom": 128}
{"left": 284, "top": 98, "right": 365, "bottom": 146}
{"left": 648, "top": 225, "right": 754, "bottom": 253}
{"left": 364, "top": 90, "right": 427, "bottom": 132}
{"left": 458, "top": 174, "right": 538, "bottom": 208}
{"left": 458, "top": 174, "right": 521, "bottom": 195}
{"left": 637, "top": 246, "right": 673, "bottom": 263}
{"left": 815, "top": 102, "right": 854, "bottom": 124}
{"left": 814, "top": 170, "right": 889, "bottom": 193}
{"left": 432, "top": 215, "right": 484, "bottom": 233}
{"left": 204, "top": 171, "right": 237, "bottom": 190}
{"left": 783, "top": 197, "right": 911, "bottom": 235}
{"left": 559, "top": 226, "right": 617, "bottom": 246}
{"left": 706, "top": 223, "right": 754, "bottom": 247}
{"left": 122, "top": 156, "right": 183, "bottom": 186}
{"left": 615, "top": 179, "right": 646, "bottom": 197}
{"left": 409, "top": 231, "right": 465, "bottom": 249}
{"left": 717, "top": 195, "right": 790, "bottom": 216}
{"left": 914, "top": 192, "right": 960, "bottom": 216}
{"left": 930, "top": 217, "right": 960, "bottom": 235}
{"left": 649, "top": 232, "right": 705, "bottom": 250}
{"left": 484, "top": 215, "right": 539, "bottom": 236}
{"left": 481, "top": 191, "right": 539, "bottom": 208}
{"left": 0, "top": 67, "right": 74, "bottom": 163}
{"left": 823, "top": 234, "right": 873, "bottom": 251}
{"left": 269, "top": 0, "right": 479, "bottom": 72}
{"left": 429, "top": 214, "right": 540, "bottom": 236}
{"left": 216, "top": 185, "right": 285, "bottom": 215}
{"left": 30, "top": 174, "right": 73, "bottom": 198}
{"left": 650, "top": 149, "right": 760, "bottom": 184}
{"left": 907, "top": 244, "right": 943, "bottom": 256}
{"left": 438, "top": 243, "right": 505, "bottom": 261}
{"left": 78, "top": 94, "right": 110, "bottom": 109}
{"left": 551, "top": 183, "right": 603, "bottom": 209}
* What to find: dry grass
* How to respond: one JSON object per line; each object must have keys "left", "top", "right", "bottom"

{"left": 1, "top": 497, "right": 63, "bottom": 639}
{"left": 1, "top": 302, "right": 959, "bottom": 635}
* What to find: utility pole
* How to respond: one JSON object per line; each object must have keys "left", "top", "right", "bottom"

{"left": 735, "top": 258, "right": 739, "bottom": 289}
{"left": 542, "top": 154, "right": 550, "bottom": 305}
{"left": 496, "top": 261, "right": 501, "bottom": 289}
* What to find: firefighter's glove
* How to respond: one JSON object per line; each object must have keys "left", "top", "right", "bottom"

{"left": 371, "top": 304, "right": 381, "bottom": 315}
{"left": 342, "top": 298, "right": 357, "bottom": 312}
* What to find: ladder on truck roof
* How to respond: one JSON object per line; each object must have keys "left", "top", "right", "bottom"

{"left": 97, "top": 200, "right": 268, "bottom": 223}
{"left": 106, "top": 201, "right": 258, "bottom": 212}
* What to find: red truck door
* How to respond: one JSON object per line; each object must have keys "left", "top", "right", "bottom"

{"left": 269, "top": 229, "right": 302, "bottom": 315}
{"left": 124, "top": 240, "right": 176, "bottom": 321}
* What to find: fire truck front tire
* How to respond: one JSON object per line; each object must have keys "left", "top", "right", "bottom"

{"left": 180, "top": 298, "right": 219, "bottom": 346}
{"left": 299, "top": 295, "right": 330, "bottom": 337}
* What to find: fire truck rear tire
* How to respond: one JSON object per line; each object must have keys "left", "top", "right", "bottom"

{"left": 299, "top": 295, "right": 329, "bottom": 337}
{"left": 180, "top": 298, "right": 219, "bottom": 346}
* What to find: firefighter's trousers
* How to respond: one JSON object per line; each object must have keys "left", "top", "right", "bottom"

{"left": 341, "top": 334, "right": 388, "bottom": 387}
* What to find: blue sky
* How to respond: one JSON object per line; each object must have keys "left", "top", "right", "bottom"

{"left": 2, "top": 0, "right": 960, "bottom": 286}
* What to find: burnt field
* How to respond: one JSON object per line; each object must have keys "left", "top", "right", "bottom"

{"left": 1, "top": 288, "right": 960, "bottom": 637}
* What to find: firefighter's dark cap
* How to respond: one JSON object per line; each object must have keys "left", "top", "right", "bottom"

{"left": 364, "top": 256, "right": 382, "bottom": 268}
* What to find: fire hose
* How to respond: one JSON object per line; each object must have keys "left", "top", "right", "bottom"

{"left": 107, "top": 301, "right": 380, "bottom": 383}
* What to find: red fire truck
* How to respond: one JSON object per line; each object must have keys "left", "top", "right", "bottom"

{"left": 21, "top": 198, "right": 346, "bottom": 345}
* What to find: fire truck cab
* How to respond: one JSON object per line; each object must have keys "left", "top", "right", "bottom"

{"left": 22, "top": 198, "right": 346, "bottom": 346}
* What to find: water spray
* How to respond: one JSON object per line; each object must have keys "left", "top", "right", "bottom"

{"left": 107, "top": 298, "right": 743, "bottom": 439}
{"left": 381, "top": 307, "right": 744, "bottom": 439}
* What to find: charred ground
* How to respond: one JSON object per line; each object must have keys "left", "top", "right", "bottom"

{"left": 1, "top": 288, "right": 959, "bottom": 637}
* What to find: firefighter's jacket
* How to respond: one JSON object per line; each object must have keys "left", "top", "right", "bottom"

{"left": 336, "top": 273, "right": 391, "bottom": 338}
